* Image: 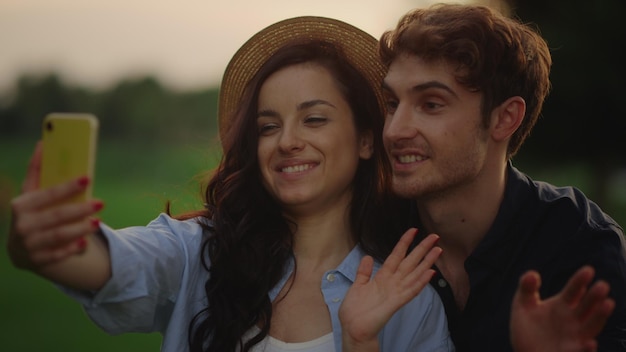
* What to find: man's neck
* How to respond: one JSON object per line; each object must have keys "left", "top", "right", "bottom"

{"left": 418, "top": 161, "right": 508, "bottom": 310}
{"left": 416, "top": 162, "right": 508, "bottom": 259}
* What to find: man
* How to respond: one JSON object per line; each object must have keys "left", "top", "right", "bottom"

{"left": 379, "top": 3, "right": 626, "bottom": 351}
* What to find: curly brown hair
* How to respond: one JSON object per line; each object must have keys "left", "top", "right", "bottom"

{"left": 379, "top": 3, "right": 552, "bottom": 158}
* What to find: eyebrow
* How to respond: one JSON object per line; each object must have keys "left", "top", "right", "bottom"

{"left": 258, "top": 99, "right": 336, "bottom": 118}
{"left": 298, "top": 99, "right": 336, "bottom": 110}
{"left": 382, "top": 80, "right": 459, "bottom": 99}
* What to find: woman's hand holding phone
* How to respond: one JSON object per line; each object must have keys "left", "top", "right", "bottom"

{"left": 7, "top": 143, "right": 102, "bottom": 271}
{"left": 7, "top": 113, "right": 112, "bottom": 291}
{"left": 8, "top": 142, "right": 103, "bottom": 269}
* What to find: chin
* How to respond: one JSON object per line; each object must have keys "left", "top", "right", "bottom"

{"left": 276, "top": 193, "right": 312, "bottom": 206}
{"left": 392, "top": 182, "right": 418, "bottom": 198}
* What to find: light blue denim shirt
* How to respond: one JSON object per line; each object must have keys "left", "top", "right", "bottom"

{"left": 61, "top": 214, "right": 454, "bottom": 351}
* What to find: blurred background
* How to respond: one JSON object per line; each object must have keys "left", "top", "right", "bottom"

{"left": 1, "top": 0, "right": 624, "bottom": 351}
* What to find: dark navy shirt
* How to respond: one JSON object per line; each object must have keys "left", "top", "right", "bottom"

{"left": 411, "top": 163, "right": 626, "bottom": 351}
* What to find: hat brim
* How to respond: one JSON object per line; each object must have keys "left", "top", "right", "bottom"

{"left": 217, "top": 16, "right": 385, "bottom": 141}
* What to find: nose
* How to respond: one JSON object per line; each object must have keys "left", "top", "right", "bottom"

{"left": 384, "top": 103, "right": 418, "bottom": 143}
{"left": 278, "top": 124, "right": 305, "bottom": 153}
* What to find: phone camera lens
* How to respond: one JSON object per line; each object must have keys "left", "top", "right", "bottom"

{"left": 46, "top": 121, "right": 53, "bottom": 131}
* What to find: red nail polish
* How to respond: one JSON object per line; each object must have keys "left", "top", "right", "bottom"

{"left": 78, "top": 176, "right": 90, "bottom": 187}
{"left": 92, "top": 201, "right": 104, "bottom": 211}
{"left": 91, "top": 218, "right": 100, "bottom": 228}
{"left": 77, "top": 237, "right": 87, "bottom": 249}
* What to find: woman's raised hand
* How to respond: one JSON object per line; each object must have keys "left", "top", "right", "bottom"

{"left": 339, "top": 229, "right": 441, "bottom": 351}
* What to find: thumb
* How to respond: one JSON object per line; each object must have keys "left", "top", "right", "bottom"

{"left": 23, "top": 141, "right": 43, "bottom": 192}
{"left": 514, "top": 270, "right": 542, "bottom": 308}
{"left": 354, "top": 255, "right": 374, "bottom": 285}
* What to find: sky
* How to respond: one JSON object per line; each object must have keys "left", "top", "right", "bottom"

{"left": 0, "top": 0, "right": 479, "bottom": 94}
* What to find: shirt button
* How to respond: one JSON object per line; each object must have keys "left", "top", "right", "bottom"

{"left": 332, "top": 298, "right": 341, "bottom": 303}
{"left": 438, "top": 278, "right": 448, "bottom": 288}
{"left": 326, "top": 273, "right": 336, "bottom": 282}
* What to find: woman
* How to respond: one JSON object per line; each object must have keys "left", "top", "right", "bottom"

{"left": 7, "top": 16, "right": 453, "bottom": 351}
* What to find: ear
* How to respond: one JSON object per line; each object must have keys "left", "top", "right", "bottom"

{"left": 491, "top": 96, "right": 525, "bottom": 142}
{"left": 358, "top": 130, "right": 374, "bottom": 160}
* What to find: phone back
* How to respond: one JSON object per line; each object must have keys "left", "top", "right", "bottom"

{"left": 40, "top": 113, "right": 99, "bottom": 201}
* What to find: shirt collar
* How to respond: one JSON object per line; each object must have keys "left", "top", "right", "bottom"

{"left": 267, "top": 245, "right": 379, "bottom": 301}
{"left": 470, "top": 162, "right": 536, "bottom": 269}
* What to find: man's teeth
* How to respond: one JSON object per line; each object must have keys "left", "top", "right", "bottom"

{"left": 282, "top": 164, "right": 313, "bottom": 173}
{"left": 398, "top": 155, "right": 426, "bottom": 163}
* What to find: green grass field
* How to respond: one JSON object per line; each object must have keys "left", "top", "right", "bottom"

{"left": 1, "top": 138, "right": 624, "bottom": 351}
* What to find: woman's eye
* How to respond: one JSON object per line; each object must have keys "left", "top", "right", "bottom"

{"left": 258, "top": 123, "right": 279, "bottom": 135}
{"left": 304, "top": 116, "right": 327, "bottom": 125}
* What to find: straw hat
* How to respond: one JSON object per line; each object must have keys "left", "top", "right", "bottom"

{"left": 217, "top": 16, "right": 385, "bottom": 141}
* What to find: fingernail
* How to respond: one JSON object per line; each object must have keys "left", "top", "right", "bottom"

{"left": 77, "top": 237, "right": 87, "bottom": 249}
{"left": 92, "top": 201, "right": 104, "bottom": 211}
{"left": 78, "top": 176, "right": 90, "bottom": 187}
{"left": 91, "top": 218, "right": 100, "bottom": 228}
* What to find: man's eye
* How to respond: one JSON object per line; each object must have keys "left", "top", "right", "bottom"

{"left": 385, "top": 100, "right": 398, "bottom": 113}
{"left": 424, "top": 102, "right": 443, "bottom": 111}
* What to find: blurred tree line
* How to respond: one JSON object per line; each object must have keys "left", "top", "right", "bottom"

{"left": 0, "top": 74, "right": 219, "bottom": 145}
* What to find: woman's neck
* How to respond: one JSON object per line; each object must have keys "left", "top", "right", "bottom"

{"left": 289, "top": 206, "right": 355, "bottom": 271}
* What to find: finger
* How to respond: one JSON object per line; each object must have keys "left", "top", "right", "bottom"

{"left": 414, "top": 269, "right": 436, "bottom": 291}
{"left": 405, "top": 247, "right": 440, "bottom": 286}
{"left": 580, "top": 297, "right": 615, "bottom": 339}
{"left": 24, "top": 217, "right": 100, "bottom": 251}
{"left": 561, "top": 266, "right": 595, "bottom": 305}
{"left": 12, "top": 176, "right": 92, "bottom": 214}
{"left": 381, "top": 228, "right": 418, "bottom": 273}
{"left": 22, "top": 141, "right": 43, "bottom": 192}
{"left": 354, "top": 255, "right": 375, "bottom": 285}
{"left": 514, "top": 270, "right": 542, "bottom": 308}
{"left": 576, "top": 279, "right": 612, "bottom": 319}
{"left": 417, "top": 245, "right": 442, "bottom": 270}
{"left": 397, "top": 233, "right": 439, "bottom": 274}
{"left": 14, "top": 199, "right": 103, "bottom": 235}
{"left": 393, "top": 268, "right": 437, "bottom": 305}
{"left": 28, "top": 237, "right": 89, "bottom": 267}
{"left": 401, "top": 246, "right": 441, "bottom": 290}
{"left": 392, "top": 242, "right": 440, "bottom": 298}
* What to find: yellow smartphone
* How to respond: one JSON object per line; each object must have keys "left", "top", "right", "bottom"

{"left": 40, "top": 113, "right": 99, "bottom": 202}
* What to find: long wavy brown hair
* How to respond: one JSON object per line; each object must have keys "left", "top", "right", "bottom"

{"left": 179, "top": 40, "right": 406, "bottom": 352}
